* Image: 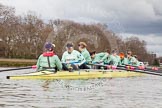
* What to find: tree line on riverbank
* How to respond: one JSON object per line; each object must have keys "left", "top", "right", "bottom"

{"left": 0, "top": 4, "right": 156, "bottom": 65}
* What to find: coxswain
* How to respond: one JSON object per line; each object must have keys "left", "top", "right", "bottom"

{"left": 36, "top": 42, "right": 62, "bottom": 72}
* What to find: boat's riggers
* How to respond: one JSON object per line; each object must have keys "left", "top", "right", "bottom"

{"left": 89, "top": 63, "right": 159, "bottom": 71}
{"left": 115, "top": 66, "right": 162, "bottom": 76}
{"left": 117, "top": 65, "right": 162, "bottom": 74}
{"left": 118, "top": 65, "right": 159, "bottom": 72}
{"left": 88, "top": 63, "right": 162, "bottom": 76}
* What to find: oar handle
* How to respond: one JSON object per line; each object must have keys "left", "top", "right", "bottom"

{"left": 32, "top": 65, "right": 37, "bottom": 69}
{"left": 118, "top": 65, "right": 159, "bottom": 71}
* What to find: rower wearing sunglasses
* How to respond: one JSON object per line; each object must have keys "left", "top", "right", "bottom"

{"left": 126, "top": 50, "right": 140, "bottom": 66}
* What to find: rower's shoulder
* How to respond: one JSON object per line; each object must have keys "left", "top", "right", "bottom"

{"left": 73, "top": 50, "right": 81, "bottom": 54}
{"left": 131, "top": 56, "right": 138, "bottom": 60}
{"left": 96, "top": 52, "right": 105, "bottom": 56}
{"left": 53, "top": 55, "right": 60, "bottom": 60}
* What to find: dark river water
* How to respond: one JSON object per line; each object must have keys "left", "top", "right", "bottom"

{"left": 0, "top": 68, "right": 162, "bottom": 108}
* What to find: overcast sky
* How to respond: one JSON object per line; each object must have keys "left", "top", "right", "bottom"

{"left": 1, "top": 0, "right": 162, "bottom": 56}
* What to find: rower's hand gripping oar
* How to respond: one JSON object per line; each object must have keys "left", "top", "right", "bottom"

{"left": 127, "top": 64, "right": 159, "bottom": 71}
{"left": 0, "top": 65, "right": 37, "bottom": 72}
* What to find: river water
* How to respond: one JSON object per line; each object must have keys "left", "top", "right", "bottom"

{"left": 0, "top": 68, "right": 162, "bottom": 108}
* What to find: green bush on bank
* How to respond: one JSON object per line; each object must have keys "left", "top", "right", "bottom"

{"left": 0, "top": 61, "right": 36, "bottom": 67}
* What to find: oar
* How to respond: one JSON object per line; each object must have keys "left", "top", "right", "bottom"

{"left": 118, "top": 65, "right": 160, "bottom": 73}
{"left": 62, "top": 61, "right": 79, "bottom": 64}
{"left": 90, "top": 63, "right": 160, "bottom": 72}
{"left": 133, "top": 69, "right": 162, "bottom": 76}
{"left": 116, "top": 66, "right": 162, "bottom": 76}
{"left": 129, "top": 65, "right": 158, "bottom": 71}
{"left": 0, "top": 65, "right": 37, "bottom": 72}
{"left": 88, "top": 63, "right": 162, "bottom": 76}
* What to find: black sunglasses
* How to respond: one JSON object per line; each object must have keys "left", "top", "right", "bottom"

{"left": 127, "top": 52, "right": 131, "bottom": 55}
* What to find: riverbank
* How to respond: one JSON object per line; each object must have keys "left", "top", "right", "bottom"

{"left": 0, "top": 58, "right": 37, "bottom": 67}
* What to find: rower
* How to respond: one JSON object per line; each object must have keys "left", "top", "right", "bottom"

{"left": 90, "top": 51, "right": 96, "bottom": 62}
{"left": 90, "top": 49, "right": 110, "bottom": 64}
{"left": 108, "top": 49, "right": 120, "bottom": 66}
{"left": 36, "top": 42, "right": 62, "bottom": 72}
{"left": 61, "top": 42, "right": 90, "bottom": 71}
{"left": 119, "top": 52, "right": 128, "bottom": 66}
{"left": 126, "top": 50, "right": 140, "bottom": 66}
{"left": 90, "top": 49, "right": 110, "bottom": 69}
{"left": 78, "top": 42, "right": 92, "bottom": 64}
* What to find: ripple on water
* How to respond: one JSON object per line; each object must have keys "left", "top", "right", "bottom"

{"left": 0, "top": 70, "right": 162, "bottom": 108}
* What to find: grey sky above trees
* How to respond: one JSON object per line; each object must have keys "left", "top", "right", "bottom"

{"left": 1, "top": 0, "right": 162, "bottom": 56}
